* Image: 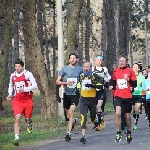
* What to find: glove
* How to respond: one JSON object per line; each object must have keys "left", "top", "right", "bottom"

{"left": 85, "top": 83, "right": 95, "bottom": 88}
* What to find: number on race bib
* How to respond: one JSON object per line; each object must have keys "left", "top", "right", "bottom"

{"left": 82, "top": 79, "right": 92, "bottom": 90}
{"left": 117, "top": 79, "right": 128, "bottom": 89}
{"left": 15, "top": 81, "right": 25, "bottom": 93}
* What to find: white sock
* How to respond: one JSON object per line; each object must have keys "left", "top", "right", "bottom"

{"left": 15, "top": 134, "right": 19, "bottom": 140}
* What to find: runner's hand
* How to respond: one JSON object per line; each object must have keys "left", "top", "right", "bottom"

{"left": 104, "top": 78, "right": 109, "bottom": 82}
{"left": 123, "top": 74, "right": 129, "bottom": 81}
{"left": 109, "top": 86, "right": 113, "bottom": 90}
{"left": 6, "top": 95, "right": 12, "bottom": 101}
{"left": 146, "top": 87, "right": 149, "bottom": 91}
{"left": 66, "top": 81, "right": 73, "bottom": 86}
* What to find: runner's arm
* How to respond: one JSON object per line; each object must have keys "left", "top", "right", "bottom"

{"left": 104, "top": 67, "right": 111, "bottom": 80}
{"left": 128, "top": 70, "right": 137, "bottom": 88}
{"left": 24, "top": 72, "right": 37, "bottom": 92}
{"left": 56, "top": 67, "right": 69, "bottom": 85}
{"left": 8, "top": 74, "right": 13, "bottom": 96}
{"left": 142, "top": 81, "right": 147, "bottom": 91}
{"left": 91, "top": 74, "right": 104, "bottom": 89}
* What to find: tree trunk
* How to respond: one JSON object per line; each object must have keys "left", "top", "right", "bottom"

{"left": 85, "top": 0, "right": 90, "bottom": 61}
{"left": 0, "top": 1, "right": 13, "bottom": 110}
{"left": 101, "top": 4, "right": 107, "bottom": 66}
{"left": 119, "top": 0, "right": 131, "bottom": 56}
{"left": 22, "top": 0, "right": 58, "bottom": 118}
{"left": 37, "top": 0, "right": 44, "bottom": 56}
{"left": 104, "top": 0, "right": 117, "bottom": 75}
{"left": 103, "top": 0, "right": 117, "bottom": 102}
{"left": 65, "top": 0, "right": 84, "bottom": 64}
{"left": 43, "top": 4, "right": 50, "bottom": 73}
{"left": 13, "top": 0, "right": 20, "bottom": 60}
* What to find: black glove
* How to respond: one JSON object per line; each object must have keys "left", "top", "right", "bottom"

{"left": 85, "top": 83, "right": 95, "bottom": 88}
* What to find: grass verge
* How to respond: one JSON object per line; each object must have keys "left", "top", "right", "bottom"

{"left": 0, "top": 90, "right": 114, "bottom": 150}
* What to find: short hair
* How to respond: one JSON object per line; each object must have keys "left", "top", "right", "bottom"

{"left": 83, "top": 61, "right": 92, "bottom": 67}
{"left": 69, "top": 53, "right": 78, "bottom": 59}
{"left": 14, "top": 59, "right": 24, "bottom": 67}
{"left": 119, "top": 54, "right": 128, "bottom": 62}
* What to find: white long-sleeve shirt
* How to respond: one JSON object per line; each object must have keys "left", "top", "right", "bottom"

{"left": 8, "top": 70, "right": 37, "bottom": 96}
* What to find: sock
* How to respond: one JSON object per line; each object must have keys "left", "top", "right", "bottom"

{"left": 97, "top": 112, "right": 102, "bottom": 125}
{"left": 135, "top": 114, "right": 139, "bottom": 124}
{"left": 127, "top": 130, "right": 131, "bottom": 134}
{"left": 15, "top": 134, "right": 19, "bottom": 140}
{"left": 82, "top": 134, "right": 86, "bottom": 138}
{"left": 94, "top": 114, "right": 98, "bottom": 127}
{"left": 67, "top": 132, "right": 71, "bottom": 135}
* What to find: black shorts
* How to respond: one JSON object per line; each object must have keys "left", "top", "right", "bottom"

{"left": 63, "top": 94, "right": 80, "bottom": 110}
{"left": 96, "top": 90, "right": 106, "bottom": 102}
{"left": 132, "top": 95, "right": 143, "bottom": 104}
{"left": 114, "top": 96, "right": 132, "bottom": 113}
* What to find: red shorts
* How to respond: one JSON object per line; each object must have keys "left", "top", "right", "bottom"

{"left": 12, "top": 97, "right": 34, "bottom": 118}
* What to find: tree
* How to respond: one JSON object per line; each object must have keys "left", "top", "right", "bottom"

{"left": 119, "top": 0, "right": 132, "bottom": 56}
{"left": 65, "top": 0, "right": 84, "bottom": 64}
{"left": 85, "top": 0, "right": 90, "bottom": 61}
{"left": 103, "top": 0, "right": 117, "bottom": 74}
{"left": 0, "top": 1, "right": 13, "bottom": 110}
{"left": 22, "top": 0, "right": 57, "bottom": 118}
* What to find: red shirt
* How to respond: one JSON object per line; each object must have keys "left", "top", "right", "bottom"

{"left": 113, "top": 67, "right": 136, "bottom": 98}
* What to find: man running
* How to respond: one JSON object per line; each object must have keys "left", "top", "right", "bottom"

{"left": 132, "top": 64, "right": 145, "bottom": 131}
{"left": 109, "top": 55, "right": 137, "bottom": 143}
{"left": 56, "top": 53, "right": 83, "bottom": 142}
{"left": 142, "top": 71, "right": 150, "bottom": 128}
{"left": 92, "top": 55, "right": 111, "bottom": 130}
{"left": 77, "top": 62, "right": 104, "bottom": 144}
{"left": 6, "top": 59, "right": 37, "bottom": 146}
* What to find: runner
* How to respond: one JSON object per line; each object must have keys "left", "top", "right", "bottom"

{"left": 6, "top": 59, "right": 37, "bottom": 146}
{"left": 142, "top": 71, "right": 150, "bottom": 128}
{"left": 142, "top": 69, "right": 148, "bottom": 120}
{"left": 109, "top": 55, "right": 137, "bottom": 143}
{"left": 56, "top": 53, "right": 83, "bottom": 142}
{"left": 92, "top": 55, "right": 111, "bottom": 131}
{"left": 77, "top": 61, "right": 104, "bottom": 144}
{"left": 132, "top": 64, "right": 145, "bottom": 131}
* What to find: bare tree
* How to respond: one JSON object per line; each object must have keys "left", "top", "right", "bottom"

{"left": 22, "top": 0, "right": 58, "bottom": 118}
{"left": 65, "top": 0, "right": 84, "bottom": 64}
{"left": 0, "top": 1, "right": 13, "bottom": 110}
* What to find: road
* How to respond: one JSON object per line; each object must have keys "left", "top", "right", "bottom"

{"left": 21, "top": 111, "right": 150, "bottom": 150}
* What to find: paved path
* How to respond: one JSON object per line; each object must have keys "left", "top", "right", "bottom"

{"left": 20, "top": 111, "right": 150, "bottom": 150}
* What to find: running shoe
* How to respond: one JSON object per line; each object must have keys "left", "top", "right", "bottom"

{"left": 80, "top": 136, "right": 86, "bottom": 144}
{"left": 12, "top": 139, "right": 19, "bottom": 146}
{"left": 126, "top": 134, "right": 132, "bottom": 143}
{"left": 100, "top": 121, "right": 105, "bottom": 129}
{"left": 65, "top": 133, "right": 71, "bottom": 142}
{"left": 95, "top": 125, "right": 101, "bottom": 131}
{"left": 133, "top": 125, "right": 138, "bottom": 131}
{"left": 27, "top": 123, "right": 33, "bottom": 133}
{"left": 115, "top": 134, "right": 121, "bottom": 142}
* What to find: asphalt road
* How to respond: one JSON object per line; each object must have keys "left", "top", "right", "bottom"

{"left": 21, "top": 110, "right": 150, "bottom": 150}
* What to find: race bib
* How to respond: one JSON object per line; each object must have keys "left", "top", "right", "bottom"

{"left": 67, "top": 78, "right": 77, "bottom": 88}
{"left": 15, "top": 81, "right": 25, "bottom": 93}
{"left": 117, "top": 79, "right": 128, "bottom": 89}
{"left": 82, "top": 79, "right": 91, "bottom": 90}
